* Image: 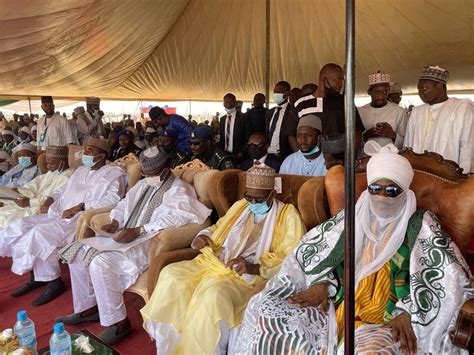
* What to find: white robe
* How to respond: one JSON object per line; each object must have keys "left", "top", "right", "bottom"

{"left": 0, "top": 169, "right": 74, "bottom": 229}
{"left": 358, "top": 101, "right": 408, "bottom": 148}
{"left": 0, "top": 165, "right": 127, "bottom": 281}
{"left": 69, "top": 177, "right": 211, "bottom": 326}
{"left": 76, "top": 111, "right": 105, "bottom": 144}
{"left": 404, "top": 97, "right": 474, "bottom": 173}
{"left": 37, "top": 113, "right": 75, "bottom": 149}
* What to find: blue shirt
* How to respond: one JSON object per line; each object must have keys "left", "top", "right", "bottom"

{"left": 0, "top": 164, "right": 41, "bottom": 188}
{"left": 166, "top": 115, "right": 194, "bottom": 153}
{"left": 279, "top": 150, "right": 327, "bottom": 177}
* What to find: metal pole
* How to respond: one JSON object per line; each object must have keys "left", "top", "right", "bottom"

{"left": 344, "top": 0, "right": 356, "bottom": 353}
{"left": 264, "top": 0, "right": 270, "bottom": 108}
{"left": 28, "top": 96, "right": 32, "bottom": 115}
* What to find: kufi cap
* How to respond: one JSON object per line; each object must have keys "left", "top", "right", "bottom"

{"left": 159, "top": 127, "right": 178, "bottom": 138}
{"left": 46, "top": 145, "right": 68, "bottom": 160}
{"left": 145, "top": 127, "right": 157, "bottom": 134}
{"left": 86, "top": 97, "right": 100, "bottom": 105}
{"left": 321, "top": 134, "right": 345, "bottom": 154}
{"left": 20, "top": 126, "right": 31, "bottom": 135}
{"left": 139, "top": 146, "right": 171, "bottom": 173}
{"left": 389, "top": 82, "right": 402, "bottom": 94}
{"left": 368, "top": 71, "right": 391, "bottom": 87}
{"left": 419, "top": 66, "right": 449, "bottom": 84}
{"left": 31, "top": 125, "right": 38, "bottom": 132}
{"left": 246, "top": 165, "right": 276, "bottom": 190}
{"left": 189, "top": 126, "right": 212, "bottom": 142}
{"left": 41, "top": 96, "right": 53, "bottom": 103}
{"left": 15, "top": 143, "right": 37, "bottom": 154}
{"left": 74, "top": 106, "right": 86, "bottom": 114}
{"left": 297, "top": 114, "right": 322, "bottom": 132}
{"left": 1, "top": 130, "right": 14, "bottom": 136}
{"left": 365, "top": 141, "right": 413, "bottom": 190}
{"left": 86, "top": 137, "right": 110, "bottom": 154}
{"left": 149, "top": 106, "right": 166, "bottom": 120}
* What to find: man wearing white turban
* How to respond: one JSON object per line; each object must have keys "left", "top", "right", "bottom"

{"left": 235, "top": 141, "right": 473, "bottom": 354}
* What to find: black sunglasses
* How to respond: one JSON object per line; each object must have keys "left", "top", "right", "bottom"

{"left": 367, "top": 183, "right": 403, "bottom": 198}
{"left": 243, "top": 190, "right": 271, "bottom": 204}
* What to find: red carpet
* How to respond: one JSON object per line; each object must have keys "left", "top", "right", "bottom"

{"left": 0, "top": 257, "right": 155, "bottom": 354}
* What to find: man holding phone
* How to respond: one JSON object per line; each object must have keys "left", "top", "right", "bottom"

{"left": 75, "top": 97, "right": 106, "bottom": 145}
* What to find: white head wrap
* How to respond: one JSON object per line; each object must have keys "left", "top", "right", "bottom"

{"left": 145, "top": 127, "right": 157, "bottom": 134}
{"left": 1, "top": 130, "right": 14, "bottom": 136}
{"left": 354, "top": 141, "right": 416, "bottom": 289}
{"left": 20, "top": 126, "right": 31, "bottom": 135}
{"left": 14, "top": 143, "right": 37, "bottom": 154}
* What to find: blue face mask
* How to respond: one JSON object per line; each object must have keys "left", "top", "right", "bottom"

{"left": 249, "top": 201, "right": 272, "bottom": 216}
{"left": 301, "top": 146, "right": 320, "bottom": 156}
{"left": 273, "top": 93, "right": 285, "bottom": 105}
{"left": 18, "top": 156, "right": 32, "bottom": 168}
{"left": 82, "top": 154, "right": 97, "bottom": 168}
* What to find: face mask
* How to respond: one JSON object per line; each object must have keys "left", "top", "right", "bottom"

{"left": 82, "top": 154, "right": 98, "bottom": 168}
{"left": 369, "top": 192, "right": 406, "bottom": 220}
{"left": 224, "top": 107, "right": 236, "bottom": 114}
{"left": 325, "top": 79, "right": 344, "bottom": 95}
{"left": 273, "top": 93, "right": 286, "bottom": 105}
{"left": 248, "top": 146, "right": 266, "bottom": 160}
{"left": 18, "top": 156, "right": 32, "bottom": 168}
{"left": 51, "top": 162, "right": 64, "bottom": 176}
{"left": 301, "top": 146, "right": 320, "bottom": 156}
{"left": 249, "top": 201, "right": 272, "bottom": 216}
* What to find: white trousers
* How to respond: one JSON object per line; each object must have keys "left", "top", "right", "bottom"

{"left": 70, "top": 241, "right": 150, "bottom": 327}
{"left": 0, "top": 213, "right": 78, "bottom": 282}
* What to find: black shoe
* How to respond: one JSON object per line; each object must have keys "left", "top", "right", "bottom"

{"left": 55, "top": 311, "right": 100, "bottom": 325}
{"left": 11, "top": 273, "right": 47, "bottom": 297}
{"left": 98, "top": 323, "right": 132, "bottom": 346}
{"left": 31, "top": 279, "right": 66, "bottom": 306}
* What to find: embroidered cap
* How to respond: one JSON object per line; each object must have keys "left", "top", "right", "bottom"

{"left": 15, "top": 143, "right": 37, "bottom": 154}
{"left": 139, "top": 146, "right": 171, "bottom": 173}
{"left": 419, "top": 66, "right": 449, "bottom": 84}
{"left": 86, "top": 137, "right": 110, "bottom": 154}
{"left": 86, "top": 97, "right": 100, "bottom": 105}
{"left": 321, "top": 134, "right": 345, "bottom": 154}
{"left": 297, "top": 114, "right": 322, "bottom": 133}
{"left": 46, "top": 145, "right": 68, "bottom": 160}
{"left": 368, "top": 71, "right": 391, "bottom": 87}
{"left": 389, "top": 82, "right": 402, "bottom": 94}
{"left": 246, "top": 165, "right": 276, "bottom": 190}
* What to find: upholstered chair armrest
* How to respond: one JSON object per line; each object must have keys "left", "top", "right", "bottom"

{"left": 207, "top": 169, "right": 241, "bottom": 217}
{"left": 147, "top": 248, "right": 200, "bottom": 297}
{"left": 75, "top": 208, "right": 113, "bottom": 240}
{"left": 451, "top": 298, "right": 474, "bottom": 351}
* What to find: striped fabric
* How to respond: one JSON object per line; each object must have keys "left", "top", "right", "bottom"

{"left": 294, "top": 94, "right": 323, "bottom": 118}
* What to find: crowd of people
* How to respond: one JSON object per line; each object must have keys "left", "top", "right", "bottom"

{"left": 0, "top": 62, "right": 472, "bottom": 354}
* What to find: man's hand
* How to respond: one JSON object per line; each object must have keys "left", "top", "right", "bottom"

{"left": 0, "top": 202, "right": 4, "bottom": 208}
{"left": 39, "top": 197, "right": 54, "bottom": 214}
{"left": 62, "top": 203, "right": 84, "bottom": 219}
{"left": 225, "top": 257, "right": 260, "bottom": 275}
{"left": 385, "top": 312, "right": 417, "bottom": 354}
{"left": 374, "top": 122, "right": 396, "bottom": 141}
{"left": 101, "top": 220, "right": 119, "bottom": 234}
{"left": 113, "top": 227, "right": 140, "bottom": 244}
{"left": 15, "top": 197, "right": 30, "bottom": 208}
{"left": 363, "top": 127, "right": 379, "bottom": 141}
{"left": 288, "top": 283, "right": 329, "bottom": 312}
{"left": 192, "top": 234, "right": 213, "bottom": 250}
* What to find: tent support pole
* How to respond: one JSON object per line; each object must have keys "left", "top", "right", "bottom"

{"left": 264, "top": 0, "right": 270, "bottom": 108}
{"left": 28, "top": 96, "right": 32, "bottom": 115}
{"left": 344, "top": 0, "right": 356, "bottom": 353}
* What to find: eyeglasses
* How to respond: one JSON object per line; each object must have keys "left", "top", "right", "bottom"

{"left": 243, "top": 190, "right": 271, "bottom": 204}
{"left": 367, "top": 184, "right": 403, "bottom": 198}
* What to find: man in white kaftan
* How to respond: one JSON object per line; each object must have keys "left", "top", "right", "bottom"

{"left": 0, "top": 143, "right": 41, "bottom": 188}
{"left": 235, "top": 141, "right": 473, "bottom": 354}
{"left": 56, "top": 146, "right": 211, "bottom": 345}
{"left": 404, "top": 66, "right": 473, "bottom": 173}
{"left": 0, "top": 138, "right": 127, "bottom": 306}
{"left": 75, "top": 97, "right": 105, "bottom": 145}
{"left": 0, "top": 146, "right": 73, "bottom": 229}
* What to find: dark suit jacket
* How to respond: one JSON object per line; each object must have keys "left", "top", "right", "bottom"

{"left": 218, "top": 111, "right": 246, "bottom": 155}
{"left": 265, "top": 104, "right": 299, "bottom": 160}
{"left": 238, "top": 154, "right": 282, "bottom": 172}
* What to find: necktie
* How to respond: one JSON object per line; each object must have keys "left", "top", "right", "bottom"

{"left": 253, "top": 160, "right": 261, "bottom": 166}
{"left": 225, "top": 114, "right": 232, "bottom": 152}
{"left": 268, "top": 106, "right": 282, "bottom": 142}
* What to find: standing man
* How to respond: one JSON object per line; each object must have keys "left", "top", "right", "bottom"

{"left": 37, "top": 96, "right": 75, "bottom": 150}
{"left": 358, "top": 71, "right": 407, "bottom": 148}
{"left": 245, "top": 93, "right": 267, "bottom": 140}
{"left": 404, "top": 66, "right": 473, "bottom": 173}
{"left": 388, "top": 82, "right": 403, "bottom": 105}
{"left": 75, "top": 97, "right": 106, "bottom": 145}
{"left": 265, "top": 81, "right": 299, "bottom": 162}
{"left": 149, "top": 106, "right": 194, "bottom": 154}
{"left": 218, "top": 93, "right": 246, "bottom": 158}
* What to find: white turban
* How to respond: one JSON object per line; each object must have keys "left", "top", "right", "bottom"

{"left": 365, "top": 141, "right": 413, "bottom": 190}
{"left": 20, "top": 126, "right": 31, "bottom": 135}
{"left": 1, "top": 130, "right": 14, "bottom": 136}
{"left": 15, "top": 143, "right": 37, "bottom": 154}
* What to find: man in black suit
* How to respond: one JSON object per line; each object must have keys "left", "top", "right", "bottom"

{"left": 265, "top": 81, "right": 299, "bottom": 162}
{"left": 239, "top": 132, "right": 281, "bottom": 172}
{"left": 218, "top": 93, "right": 246, "bottom": 160}
{"left": 245, "top": 93, "right": 267, "bottom": 140}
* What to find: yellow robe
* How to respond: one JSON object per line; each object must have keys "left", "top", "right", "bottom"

{"left": 141, "top": 199, "right": 306, "bottom": 354}
{"left": 0, "top": 169, "right": 73, "bottom": 229}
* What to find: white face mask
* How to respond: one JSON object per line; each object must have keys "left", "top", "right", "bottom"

{"left": 273, "top": 93, "right": 286, "bottom": 105}
{"left": 145, "top": 176, "right": 161, "bottom": 187}
{"left": 224, "top": 107, "right": 236, "bottom": 114}
{"left": 368, "top": 193, "right": 406, "bottom": 221}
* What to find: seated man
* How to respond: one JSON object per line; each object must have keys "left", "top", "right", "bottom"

{"left": 0, "top": 143, "right": 41, "bottom": 188}
{"left": 141, "top": 166, "right": 306, "bottom": 354}
{"left": 239, "top": 132, "right": 281, "bottom": 172}
{"left": 56, "top": 147, "right": 211, "bottom": 345}
{"left": 0, "top": 146, "right": 73, "bottom": 229}
{"left": 0, "top": 138, "right": 127, "bottom": 306}
{"left": 157, "top": 128, "right": 192, "bottom": 168}
{"left": 188, "top": 126, "right": 235, "bottom": 170}
{"left": 0, "top": 150, "right": 12, "bottom": 176}
{"left": 279, "top": 115, "right": 327, "bottom": 176}
{"left": 1, "top": 129, "right": 17, "bottom": 156}
{"left": 145, "top": 126, "right": 158, "bottom": 148}
{"left": 109, "top": 130, "right": 142, "bottom": 161}
{"left": 18, "top": 126, "right": 33, "bottom": 144}
{"left": 320, "top": 133, "right": 345, "bottom": 169}
{"left": 235, "top": 141, "right": 473, "bottom": 354}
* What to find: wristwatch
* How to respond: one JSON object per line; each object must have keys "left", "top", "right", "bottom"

{"left": 139, "top": 225, "right": 145, "bottom": 235}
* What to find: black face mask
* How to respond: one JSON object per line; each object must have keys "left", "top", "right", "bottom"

{"left": 248, "top": 146, "right": 266, "bottom": 160}
{"left": 325, "top": 79, "right": 342, "bottom": 96}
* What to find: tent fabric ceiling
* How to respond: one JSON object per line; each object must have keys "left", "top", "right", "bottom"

{"left": 1, "top": 0, "right": 473, "bottom": 101}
